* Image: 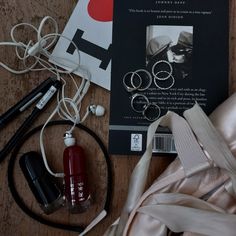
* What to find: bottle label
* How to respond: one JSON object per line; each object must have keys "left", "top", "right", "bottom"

{"left": 70, "top": 181, "right": 86, "bottom": 202}
{"left": 66, "top": 175, "right": 89, "bottom": 205}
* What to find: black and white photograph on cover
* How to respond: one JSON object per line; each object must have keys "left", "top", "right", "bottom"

{"left": 146, "top": 25, "right": 193, "bottom": 83}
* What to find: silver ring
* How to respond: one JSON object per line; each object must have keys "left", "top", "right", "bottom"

{"left": 152, "top": 60, "right": 173, "bottom": 81}
{"left": 123, "top": 71, "right": 142, "bottom": 92}
{"left": 142, "top": 103, "right": 161, "bottom": 121}
{"left": 131, "top": 93, "right": 149, "bottom": 113}
{"left": 154, "top": 71, "right": 175, "bottom": 90}
{"left": 153, "top": 70, "right": 172, "bottom": 81}
{"left": 131, "top": 69, "right": 152, "bottom": 91}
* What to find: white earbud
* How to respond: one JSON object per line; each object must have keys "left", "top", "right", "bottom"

{"left": 28, "top": 38, "right": 47, "bottom": 56}
{"left": 89, "top": 105, "right": 105, "bottom": 117}
{"left": 64, "top": 132, "right": 76, "bottom": 147}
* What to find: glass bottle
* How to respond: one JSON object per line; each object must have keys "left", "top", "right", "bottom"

{"left": 63, "top": 132, "right": 91, "bottom": 213}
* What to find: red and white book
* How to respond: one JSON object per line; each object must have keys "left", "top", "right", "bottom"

{"left": 50, "top": 0, "right": 113, "bottom": 90}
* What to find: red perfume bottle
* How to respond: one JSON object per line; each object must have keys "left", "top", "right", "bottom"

{"left": 63, "top": 132, "right": 91, "bottom": 213}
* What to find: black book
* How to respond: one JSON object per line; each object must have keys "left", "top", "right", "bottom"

{"left": 109, "top": 0, "right": 229, "bottom": 155}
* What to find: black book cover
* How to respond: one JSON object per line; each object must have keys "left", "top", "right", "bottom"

{"left": 109, "top": 0, "right": 229, "bottom": 155}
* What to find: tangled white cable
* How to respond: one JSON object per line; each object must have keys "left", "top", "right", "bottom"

{"left": 0, "top": 16, "right": 93, "bottom": 178}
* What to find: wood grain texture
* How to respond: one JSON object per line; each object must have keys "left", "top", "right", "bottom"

{"left": 0, "top": 1, "right": 235, "bottom": 235}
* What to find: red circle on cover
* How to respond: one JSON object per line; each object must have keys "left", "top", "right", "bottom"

{"left": 87, "top": 0, "right": 113, "bottom": 22}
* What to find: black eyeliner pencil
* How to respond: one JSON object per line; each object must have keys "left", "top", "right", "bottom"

{"left": 0, "top": 77, "right": 57, "bottom": 129}
{"left": 0, "top": 80, "right": 62, "bottom": 163}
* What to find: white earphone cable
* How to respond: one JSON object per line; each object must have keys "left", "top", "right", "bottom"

{"left": 0, "top": 16, "right": 94, "bottom": 177}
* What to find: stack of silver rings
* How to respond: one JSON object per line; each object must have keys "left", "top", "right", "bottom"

{"left": 152, "top": 60, "right": 175, "bottom": 90}
{"left": 123, "top": 60, "right": 174, "bottom": 121}
{"left": 123, "top": 69, "right": 160, "bottom": 121}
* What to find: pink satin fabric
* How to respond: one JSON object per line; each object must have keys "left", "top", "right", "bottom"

{"left": 210, "top": 93, "right": 236, "bottom": 157}
{"left": 123, "top": 93, "right": 236, "bottom": 236}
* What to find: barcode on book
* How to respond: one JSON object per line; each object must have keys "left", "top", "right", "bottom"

{"left": 152, "top": 133, "right": 177, "bottom": 154}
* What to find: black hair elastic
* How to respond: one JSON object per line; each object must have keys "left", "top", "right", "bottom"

{"left": 7, "top": 120, "right": 112, "bottom": 233}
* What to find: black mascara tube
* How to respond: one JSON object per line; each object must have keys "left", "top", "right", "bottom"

{"left": 19, "top": 151, "right": 64, "bottom": 214}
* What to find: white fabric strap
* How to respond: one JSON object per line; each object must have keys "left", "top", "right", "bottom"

{"left": 161, "top": 110, "right": 210, "bottom": 176}
{"left": 115, "top": 109, "right": 210, "bottom": 236}
{"left": 115, "top": 115, "right": 164, "bottom": 236}
{"left": 79, "top": 210, "right": 107, "bottom": 236}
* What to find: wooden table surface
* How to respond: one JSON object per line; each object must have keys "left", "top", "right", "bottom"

{"left": 0, "top": 1, "right": 235, "bottom": 236}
